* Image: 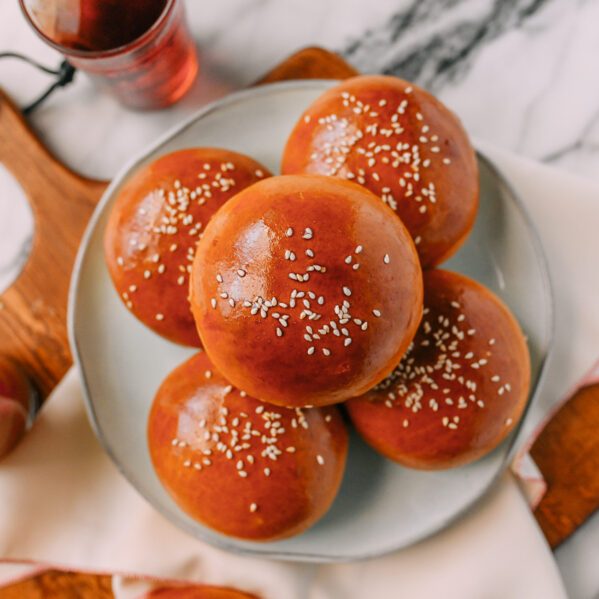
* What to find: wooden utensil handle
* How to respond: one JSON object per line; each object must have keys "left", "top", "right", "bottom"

{"left": 532, "top": 381, "right": 599, "bottom": 548}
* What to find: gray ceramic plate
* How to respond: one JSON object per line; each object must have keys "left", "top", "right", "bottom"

{"left": 68, "top": 80, "right": 553, "bottom": 562}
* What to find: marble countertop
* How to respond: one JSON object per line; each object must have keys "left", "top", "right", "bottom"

{"left": 2, "top": 0, "right": 599, "bottom": 292}
{"left": 0, "top": 0, "right": 597, "bottom": 597}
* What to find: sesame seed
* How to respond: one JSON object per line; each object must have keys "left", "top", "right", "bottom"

{"left": 355, "top": 245, "right": 363, "bottom": 254}
{"left": 316, "top": 455, "right": 325, "bottom": 465}
{"left": 211, "top": 298, "right": 216, "bottom": 309}
{"left": 250, "top": 503, "right": 258, "bottom": 512}
{"left": 322, "top": 348, "right": 331, "bottom": 356}
{"left": 264, "top": 468, "right": 271, "bottom": 476}
{"left": 343, "top": 286, "right": 352, "bottom": 297}
{"left": 384, "top": 254, "right": 390, "bottom": 264}
{"left": 373, "top": 309, "right": 381, "bottom": 317}
{"left": 155, "top": 313, "right": 164, "bottom": 321}
{"left": 307, "top": 346, "right": 315, "bottom": 355}
{"left": 286, "top": 227, "right": 293, "bottom": 237}
{"left": 205, "top": 370, "right": 212, "bottom": 379}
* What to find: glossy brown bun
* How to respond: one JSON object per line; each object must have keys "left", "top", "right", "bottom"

{"left": 281, "top": 75, "right": 479, "bottom": 268}
{"left": 346, "top": 269, "right": 531, "bottom": 470}
{"left": 190, "top": 174, "right": 423, "bottom": 408}
{"left": 140, "top": 586, "right": 259, "bottom": 599}
{"left": 104, "top": 148, "right": 271, "bottom": 346}
{"left": 148, "top": 352, "right": 348, "bottom": 541}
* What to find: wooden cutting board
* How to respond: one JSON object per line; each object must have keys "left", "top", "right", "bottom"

{"left": 0, "top": 46, "right": 357, "bottom": 401}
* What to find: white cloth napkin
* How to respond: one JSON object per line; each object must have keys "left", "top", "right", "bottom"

{"left": 2, "top": 142, "right": 598, "bottom": 598}
{"left": 0, "top": 369, "right": 566, "bottom": 599}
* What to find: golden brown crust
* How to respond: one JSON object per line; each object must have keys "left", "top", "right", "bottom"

{"left": 281, "top": 75, "right": 479, "bottom": 268}
{"left": 346, "top": 269, "right": 531, "bottom": 469}
{"left": 190, "top": 174, "right": 423, "bottom": 407}
{"left": 148, "top": 352, "right": 349, "bottom": 541}
{"left": 104, "top": 148, "right": 271, "bottom": 347}
{"left": 140, "top": 587, "right": 260, "bottom": 599}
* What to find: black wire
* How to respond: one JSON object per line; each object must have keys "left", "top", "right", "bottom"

{"left": 0, "top": 51, "right": 76, "bottom": 114}
{"left": 0, "top": 51, "right": 63, "bottom": 75}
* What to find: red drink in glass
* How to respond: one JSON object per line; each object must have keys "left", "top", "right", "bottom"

{"left": 20, "top": 0, "right": 199, "bottom": 110}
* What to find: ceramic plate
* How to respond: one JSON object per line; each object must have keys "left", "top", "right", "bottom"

{"left": 68, "top": 80, "right": 553, "bottom": 562}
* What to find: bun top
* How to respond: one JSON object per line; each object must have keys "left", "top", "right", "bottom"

{"left": 346, "top": 269, "right": 531, "bottom": 469}
{"left": 190, "top": 174, "right": 423, "bottom": 407}
{"left": 281, "top": 75, "right": 479, "bottom": 268}
{"left": 148, "top": 351, "right": 348, "bottom": 541}
{"left": 104, "top": 148, "right": 271, "bottom": 346}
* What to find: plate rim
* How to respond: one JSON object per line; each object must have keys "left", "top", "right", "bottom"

{"left": 67, "top": 79, "right": 555, "bottom": 562}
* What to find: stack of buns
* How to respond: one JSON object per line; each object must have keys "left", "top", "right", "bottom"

{"left": 104, "top": 75, "right": 531, "bottom": 542}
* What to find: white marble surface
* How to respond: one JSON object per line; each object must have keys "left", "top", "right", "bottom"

{"left": 0, "top": 0, "right": 598, "bottom": 596}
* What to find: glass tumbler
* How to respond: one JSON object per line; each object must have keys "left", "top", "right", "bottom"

{"left": 20, "top": 0, "right": 199, "bottom": 110}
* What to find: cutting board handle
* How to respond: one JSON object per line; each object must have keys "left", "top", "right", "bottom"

{"left": 0, "top": 87, "right": 108, "bottom": 397}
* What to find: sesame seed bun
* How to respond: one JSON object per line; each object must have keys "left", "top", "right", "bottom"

{"left": 189, "top": 174, "right": 423, "bottom": 408}
{"left": 346, "top": 269, "right": 531, "bottom": 470}
{"left": 104, "top": 148, "right": 271, "bottom": 347}
{"left": 281, "top": 75, "right": 479, "bottom": 268}
{"left": 147, "top": 352, "right": 348, "bottom": 541}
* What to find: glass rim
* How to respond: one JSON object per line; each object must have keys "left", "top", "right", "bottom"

{"left": 19, "top": 0, "right": 177, "bottom": 59}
